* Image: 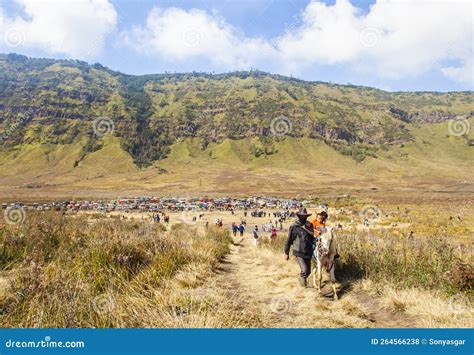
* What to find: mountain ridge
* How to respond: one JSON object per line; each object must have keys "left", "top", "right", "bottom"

{"left": 0, "top": 53, "right": 472, "bottom": 197}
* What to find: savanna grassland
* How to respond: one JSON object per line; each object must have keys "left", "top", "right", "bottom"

{"left": 0, "top": 194, "right": 472, "bottom": 328}
{"left": 0, "top": 212, "right": 245, "bottom": 327}
{"left": 0, "top": 53, "right": 472, "bottom": 328}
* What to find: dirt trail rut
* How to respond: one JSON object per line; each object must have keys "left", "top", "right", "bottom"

{"left": 212, "top": 235, "right": 416, "bottom": 328}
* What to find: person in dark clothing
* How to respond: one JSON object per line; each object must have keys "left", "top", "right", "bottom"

{"left": 238, "top": 223, "right": 245, "bottom": 237}
{"left": 252, "top": 225, "right": 259, "bottom": 247}
{"left": 284, "top": 208, "right": 315, "bottom": 287}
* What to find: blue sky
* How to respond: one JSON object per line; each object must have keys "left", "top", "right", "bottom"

{"left": 0, "top": 0, "right": 472, "bottom": 91}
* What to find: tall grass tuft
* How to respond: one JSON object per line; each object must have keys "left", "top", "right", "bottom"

{"left": 260, "top": 229, "right": 472, "bottom": 294}
{"left": 0, "top": 212, "right": 233, "bottom": 327}
{"left": 337, "top": 230, "right": 472, "bottom": 294}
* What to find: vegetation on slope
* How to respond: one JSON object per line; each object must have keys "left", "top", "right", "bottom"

{"left": 1, "top": 53, "right": 472, "bottom": 167}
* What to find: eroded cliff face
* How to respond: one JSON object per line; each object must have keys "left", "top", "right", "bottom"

{"left": 1, "top": 53, "right": 473, "bottom": 166}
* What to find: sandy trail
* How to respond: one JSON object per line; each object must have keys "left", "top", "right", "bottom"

{"left": 212, "top": 235, "right": 416, "bottom": 328}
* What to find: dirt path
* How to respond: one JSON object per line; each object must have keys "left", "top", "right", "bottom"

{"left": 212, "top": 235, "right": 417, "bottom": 328}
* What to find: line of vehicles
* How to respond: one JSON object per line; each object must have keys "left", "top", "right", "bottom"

{"left": 1, "top": 197, "right": 310, "bottom": 213}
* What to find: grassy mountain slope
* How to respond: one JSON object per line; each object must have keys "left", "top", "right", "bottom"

{"left": 0, "top": 53, "right": 472, "bottom": 198}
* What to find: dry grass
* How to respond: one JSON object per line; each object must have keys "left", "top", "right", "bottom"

{"left": 336, "top": 230, "right": 472, "bottom": 293}
{"left": 259, "top": 223, "right": 472, "bottom": 328}
{"left": 0, "top": 212, "right": 253, "bottom": 327}
{"left": 354, "top": 279, "right": 473, "bottom": 328}
{"left": 1, "top": 206, "right": 472, "bottom": 328}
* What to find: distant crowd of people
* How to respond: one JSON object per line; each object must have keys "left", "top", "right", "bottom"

{"left": 151, "top": 212, "right": 170, "bottom": 223}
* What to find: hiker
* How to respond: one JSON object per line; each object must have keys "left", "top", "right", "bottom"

{"left": 311, "top": 211, "right": 328, "bottom": 237}
{"left": 253, "top": 225, "right": 259, "bottom": 247}
{"left": 238, "top": 223, "right": 245, "bottom": 237}
{"left": 231, "top": 222, "right": 238, "bottom": 237}
{"left": 271, "top": 226, "right": 277, "bottom": 240}
{"left": 284, "top": 208, "right": 315, "bottom": 287}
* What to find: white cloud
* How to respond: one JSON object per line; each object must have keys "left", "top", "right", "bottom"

{"left": 122, "top": 7, "right": 276, "bottom": 70}
{"left": 361, "top": 0, "right": 472, "bottom": 80}
{"left": 123, "top": 0, "right": 472, "bottom": 86}
{"left": 442, "top": 59, "right": 473, "bottom": 86}
{"left": 0, "top": 0, "right": 117, "bottom": 59}
{"left": 276, "top": 0, "right": 473, "bottom": 84}
{"left": 276, "top": 0, "right": 363, "bottom": 67}
{"left": 0, "top": 0, "right": 471, "bottom": 86}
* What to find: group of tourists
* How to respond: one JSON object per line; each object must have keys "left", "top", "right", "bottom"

{"left": 148, "top": 203, "right": 341, "bottom": 290}
{"left": 231, "top": 222, "right": 245, "bottom": 237}
{"left": 152, "top": 212, "right": 170, "bottom": 224}
{"left": 150, "top": 206, "right": 332, "bottom": 290}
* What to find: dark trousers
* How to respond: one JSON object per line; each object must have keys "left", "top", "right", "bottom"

{"left": 296, "top": 257, "right": 312, "bottom": 279}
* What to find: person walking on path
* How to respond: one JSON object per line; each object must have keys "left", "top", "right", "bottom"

{"left": 253, "top": 225, "right": 259, "bottom": 247}
{"left": 271, "top": 226, "right": 277, "bottom": 240}
{"left": 238, "top": 223, "right": 245, "bottom": 237}
{"left": 284, "top": 208, "right": 315, "bottom": 287}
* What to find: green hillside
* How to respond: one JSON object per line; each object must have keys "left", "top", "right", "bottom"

{"left": 0, "top": 53, "right": 472, "bottom": 198}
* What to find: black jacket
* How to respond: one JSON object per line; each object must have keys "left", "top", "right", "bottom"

{"left": 284, "top": 219, "right": 315, "bottom": 259}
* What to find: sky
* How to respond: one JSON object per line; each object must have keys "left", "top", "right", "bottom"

{"left": 0, "top": 0, "right": 472, "bottom": 92}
